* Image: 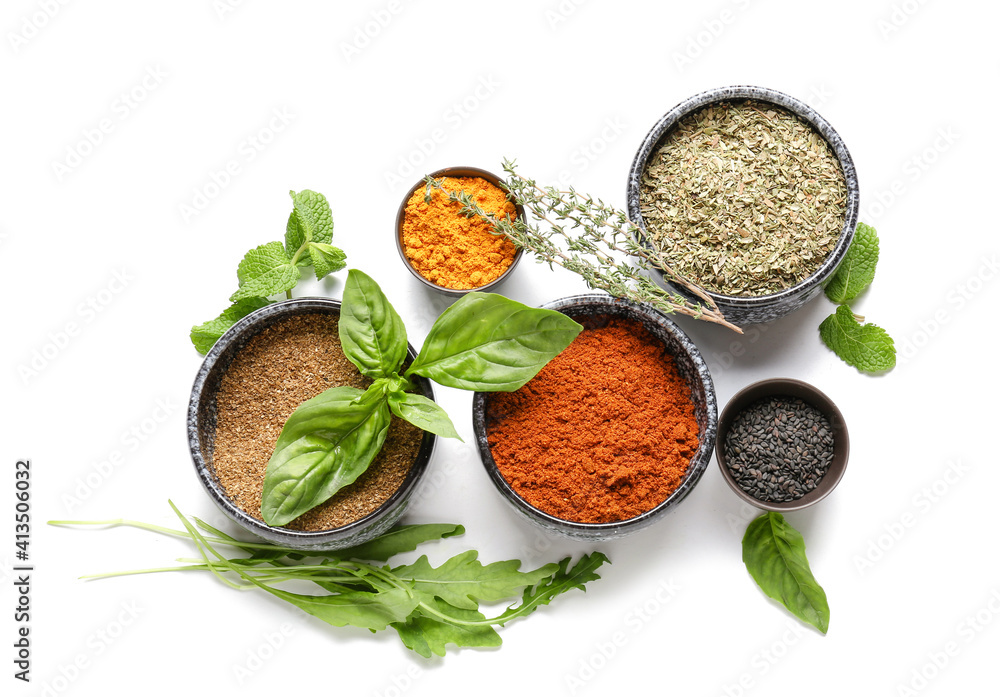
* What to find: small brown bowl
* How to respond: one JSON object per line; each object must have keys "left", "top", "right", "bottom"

{"left": 715, "top": 378, "right": 849, "bottom": 512}
{"left": 395, "top": 166, "right": 525, "bottom": 297}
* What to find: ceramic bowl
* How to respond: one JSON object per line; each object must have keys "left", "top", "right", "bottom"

{"left": 187, "top": 297, "right": 436, "bottom": 551}
{"left": 715, "top": 378, "right": 849, "bottom": 512}
{"left": 472, "top": 294, "right": 717, "bottom": 541}
{"left": 395, "top": 165, "right": 524, "bottom": 297}
{"left": 626, "top": 85, "right": 860, "bottom": 326}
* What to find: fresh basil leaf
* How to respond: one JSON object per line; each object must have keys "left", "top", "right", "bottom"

{"left": 405, "top": 292, "right": 582, "bottom": 391}
{"left": 391, "top": 550, "right": 558, "bottom": 611}
{"left": 339, "top": 269, "right": 408, "bottom": 378}
{"left": 261, "top": 384, "right": 391, "bottom": 526}
{"left": 285, "top": 189, "right": 334, "bottom": 255}
{"left": 308, "top": 242, "right": 347, "bottom": 280}
{"left": 230, "top": 241, "right": 301, "bottom": 302}
{"left": 388, "top": 391, "right": 462, "bottom": 441}
{"left": 189, "top": 297, "right": 271, "bottom": 354}
{"left": 742, "top": 512, "right": 830, "bottom": 634}
{"left": 391, "top": 598, "right": 502, "bottom": 657}
{"left": 825, "top": 222, "right": 879, "bottom": 304}
{"left": 336, "top": 523, "right": 465, "bottom": 562}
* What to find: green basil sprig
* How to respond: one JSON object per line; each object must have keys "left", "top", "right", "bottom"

{"left": 261, "top": 269, "right": 582, "bottom": 526}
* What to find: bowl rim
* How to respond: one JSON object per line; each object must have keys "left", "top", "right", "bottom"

{"left": 187, "top": 296, "right": 436, "bottom": 546}
{"left": 714, "top": 377, "right": 850, "bottom": 512}
{"left": 626, "top": 84, "right": 860, "bottom": 308}
{"left": 473, "top": 293, "right": 717, "bottom": 534}
{"left": 395, "top": 165, "right": 525, "bottom": 297}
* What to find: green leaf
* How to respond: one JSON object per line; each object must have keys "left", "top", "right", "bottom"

{"left": 337, "top": 524, "right": 465, "bottom": 562}
{"left": 189, "top": 297, "right": 271, "bottom": 354}
{"left": 261, "top": 384, "right": 391, "bottom": 526}
{"left": 391, "top": 551, "right": 558, "bottom": 611}
{"left": 339, "top": 269, "right": 408, "bottom": 379}
{"left": 285, "top": 189, "right": 334, "bottom": 255}
{"left": 825, "top": 222, "right": 880, "bottom": 304}
{"left": 262, "top": 586, "right": 418, "bottom": 632}
{"left": 491, "top": 552, "right": 609, "bottom": 627}
{"left": 819, "top": 305, "right": 896, "bottom": 373}
{"left": 405, "top": 293, "right": 582, "bottom": 391}
{"left": 231, "top": 241, "right": 301, "bottom": 302}
{"left": 308, "top": 242, "right": 347, "bottom": 281}
{"left": 388, "top": 391, "right": 462, "bottom": 441}
{"left": 742, "top": 512, "right": 830, "bottom": 634}
{"left": 392, "top": 598, "right": 501, "bottom": 657}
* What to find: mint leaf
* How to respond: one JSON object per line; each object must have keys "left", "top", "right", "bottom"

{"left": 743, "top": 512, "right": 830, "bottom": 634}
{"left": 392, "top": 599, "right": 502, "bottom": 657}
{"left": 826, "top": 222, "right": 880, "bottom": 304}
{"left": 390, "top": 550, "right": 558, "bottom": 611}
{"left": 231, "top": 241, "right": 300, "bottom": 302}
{"left": 308, "top": 242, "right": 347, "bottom": 280}
{"left": 189, "top": 297, "right": 272, "bottom": 354}
{"left": 388, "top": 391, "right": 462, "bottom": 440}
{"left": 285, "top": 189, "right": 334, "bottom": 255}
{"left": 819, "top": 305, "right": 896, "bottom": 373}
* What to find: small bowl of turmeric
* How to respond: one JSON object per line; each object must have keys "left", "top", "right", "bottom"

{"left": 396, "top": 166, "right": 524, "bottom": 296}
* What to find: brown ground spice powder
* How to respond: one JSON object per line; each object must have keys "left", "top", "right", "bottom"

{"left": 212, "top": 313, "right": 423, "bottom": 531}
{"left": 401, "top": 176, "right": 518, "bottom": 289}
{"left": 486, "top": 316, "right": 699, "bottom": 524}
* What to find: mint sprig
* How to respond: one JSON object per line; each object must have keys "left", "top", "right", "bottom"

{"left": 189, "top": 189, "right": 346, "bottom": 355}
{"left": 819, "top": 222, "right": 895, "bottom": 373}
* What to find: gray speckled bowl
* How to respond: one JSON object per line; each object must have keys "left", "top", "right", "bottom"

{"left": 396, "top": 166, "right": 525, "bottom": 297}
{"left": 626, "top": 85, "right": 860, "bottom": 327}
{"left": 472, "top": 294, "right": 717, "bottom": 541}
{"left": 188, "top": 297, "right": 436, "bottom": 551}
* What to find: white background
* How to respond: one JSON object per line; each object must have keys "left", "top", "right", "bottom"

{"left": 3, "top": 1, "right": 998, "bottom": 695}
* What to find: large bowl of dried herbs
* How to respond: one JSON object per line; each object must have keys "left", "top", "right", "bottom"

{"left": 627, "top": 85, "right": 860, "bottom": 326}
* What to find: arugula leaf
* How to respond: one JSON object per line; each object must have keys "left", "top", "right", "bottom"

{"left": 405, "top": 292, "right": 583, "bottom": 391}
{"left": 390, "top": 551, "right": 558, "bottom": 611}
{"left": 388, "top": 391, "right": 462, "bottom": 440}
{"left": 337, "top": 524, "right": 465, "bottom": 562}
{"left": 285, "top": 189, "right": 335, "bottom": 254}
{"left": 491, "top": 552, "right": 609, "bottom": 626}
{"left": 231, "top": 241, "right": 301, "bottom": 302}
{"left": 742, "top": 512, "right": 829, "bottom": 634}
{"left": 189, "top": 297, "right": 272, "bottom": 354}
{"left": 261, "top": 384, "right": 391, "bottom": 527}
{"left": 308, "top": 242, "right": 347, "bottom": 280}
{"left": 392, "top": 599, "right": 502, "bottom": 657}
{"left": 825, "top": 222, "right": 880, "bottom": 304}
{"left": 258, "top": 586, "right": 419, "bottom": 632}
{"left": 819, "top": 305, "right": 896, "bottom": 373}
{"left": 339, "top": 269, "right": 408, "bottom": 378}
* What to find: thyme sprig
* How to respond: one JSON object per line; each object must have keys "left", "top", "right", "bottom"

{"left": 423, "top": 159, "right": 741, "bottom": 333}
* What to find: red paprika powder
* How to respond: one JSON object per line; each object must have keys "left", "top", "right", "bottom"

{"left": 485, "top": 315, "right": 699, "bottom": 524}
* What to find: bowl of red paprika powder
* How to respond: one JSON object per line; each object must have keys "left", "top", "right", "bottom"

{"left": 472, "top": 294, "right": 717, "bottom": 541}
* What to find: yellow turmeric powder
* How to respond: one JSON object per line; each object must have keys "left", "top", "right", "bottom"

{"left": 401, "top": 176, "right": 518, "bottom": 290}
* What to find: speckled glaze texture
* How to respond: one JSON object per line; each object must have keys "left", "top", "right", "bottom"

{"left": 187, "top": 297, "right": 436, "bottom": 551}
{"left": 626, "top": 85, "right": 860, "bottom": 327}
{"left": 395, "top": 165, "right": 525, "bottom": 297}
{"left": 472, "top": 294, "right": 717, "bottom": 541}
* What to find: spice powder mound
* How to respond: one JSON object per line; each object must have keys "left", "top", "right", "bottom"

{"left": 402, "top": 176, "right": 518, "bottom": 290}
{"left": 485, "top": 316, "right": 700, "bottom": 524}
{"left": 211, "top": 313, "right": 423, "bottom": 531}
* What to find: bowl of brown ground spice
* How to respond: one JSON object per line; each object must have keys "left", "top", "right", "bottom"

{"left": 396, "top": 166, "right": 524, "bottom": 296}
{"left": 472, "top": 294, "right": 717, "bottom": 541}
{"left": 626, "top": 85, "right": 860, "bottom": 326}
{"left": 188, "top": 297, "right": 436, "bottom": 550}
